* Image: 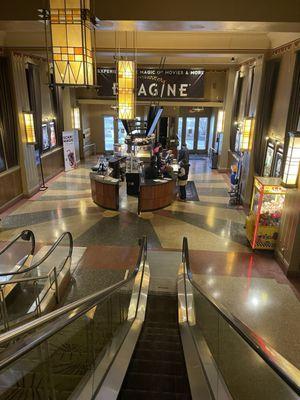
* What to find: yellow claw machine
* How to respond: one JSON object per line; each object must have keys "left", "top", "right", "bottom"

{"left": 246, "top": 177, "right": 286, "bottom": 250}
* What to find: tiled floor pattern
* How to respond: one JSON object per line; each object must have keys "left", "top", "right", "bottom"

{"left": 0, "top": 156, "right": 299, "bottom": 369}
{"left": 0, "top": 157, "right": 248, "bottom": 252}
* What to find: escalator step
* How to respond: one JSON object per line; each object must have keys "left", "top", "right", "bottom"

{"left": 143, "top": 322, "right": 178, "bottom": 331}
{"left": 122, "top": 372, "right": 190, "bottom": 394}
{"left": 119, "top": 389, "right": 191, "bottom": 400}
{"left": 139, "top": 332, "right": 180, "bottom": 344}
{"left": 133, "top": 349, "right": 184, "bottom": 363}
{"left": 147, "top": 295, "right": 177, "bottom": 305}
{"left": 129, "top": 359, "right": 187, "bottom": 376}
{"left": 146, "top": 311, "right": 177, "bottom": 322}
{"left": 136, "top": 340, "right": 181, "bottom": 352}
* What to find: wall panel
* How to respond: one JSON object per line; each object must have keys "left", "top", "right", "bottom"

{"left": 40, "top": 147, "right": 64, "bottom": 182}
{"left": 0, "top": 167, "right": 23, "bottom": 210}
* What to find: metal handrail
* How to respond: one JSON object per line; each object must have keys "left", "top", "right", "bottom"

{"left": 0, "top": 230, "right": 35, "bottom": 257}
{"left": 182, "top": 236, "right": 300, "bottom": 395}
{"left": 0, "top": 236, "right": 147, "bottom": 350}
{"left": 0, "top": 231, "right": 73, "bottom": 277}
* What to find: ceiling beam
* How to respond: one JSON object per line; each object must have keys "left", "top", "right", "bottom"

{"left": 0, "top": 0, "right": 300, "bottom": 23}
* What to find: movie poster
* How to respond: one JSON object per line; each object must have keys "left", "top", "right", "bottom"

{"left": 63, "top": 131, "right": 77, "bottom": 172}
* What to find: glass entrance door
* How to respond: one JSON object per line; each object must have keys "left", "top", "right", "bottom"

{"left": 185, "top": 117, "right": 196, "bottom": 150}
{"left": 104, "top": 116, "right": 114, "bottom": 151}
{"left": 177, "top": 117, "right": 183, "bottom": 148}
{"left": 176, "top": 116, "right": 210, "bottom": 153}
{"left": 197, "top": 117, "right": 209, "bottom": 151}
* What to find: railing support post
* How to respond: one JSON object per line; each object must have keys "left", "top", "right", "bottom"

{"left": 53, "top": 267, "right": 60, "bottom": 304}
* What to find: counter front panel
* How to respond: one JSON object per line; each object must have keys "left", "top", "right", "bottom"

{"left": 90, "top": 175, "right": 119, "bottom": 210}
{"left": 139, "top": 179, "right": 176, "bottom": 213}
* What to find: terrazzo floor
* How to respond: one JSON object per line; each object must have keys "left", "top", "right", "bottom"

{"left": 0, "top": 156, "right": 299, "bottom": 369}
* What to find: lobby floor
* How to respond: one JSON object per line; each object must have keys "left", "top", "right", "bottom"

{"left": 0, "top": 156, "right": 299, "bottom": 369}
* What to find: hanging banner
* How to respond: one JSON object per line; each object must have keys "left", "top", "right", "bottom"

{"left": 97, "top": 67, "right": 205, "bottom": 101}
{"left": 63, "top": 131, "right": 78, "bottom": 172}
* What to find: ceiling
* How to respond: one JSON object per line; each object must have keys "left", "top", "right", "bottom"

{"left": 0, "top": 11, "right": 299, "bottom": 68}
{"left": 0, "top": 0, "right": 300, "bottom": 23}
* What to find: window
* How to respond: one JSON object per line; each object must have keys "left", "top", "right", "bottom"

{"left": 197, "top": 117, "right": 208, "bottom": 150}
{"left": 118, "top": 120, "right": 126, "bottom": 144}
{"left": 104, "top": 116, "right": 114, "bottom": 151}
{"left": 73, "top": 107, "right": 81, "bottom": 130}
{"left": 178, "top": 117, "right": 183, "bottom": 148}
{"left": 186, "top": 117, "right": 196, "bottom": 150}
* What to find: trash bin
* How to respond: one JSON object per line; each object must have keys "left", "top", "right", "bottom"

{"left": 210, "top": 148, "right": 218, "bottom": 169}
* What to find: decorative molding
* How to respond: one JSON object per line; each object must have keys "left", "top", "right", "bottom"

{"left": 271, "top": 38, "right": 300, "bottom": 58}
{"left": 10, "top": 50, "right": 47, "bottom": 63}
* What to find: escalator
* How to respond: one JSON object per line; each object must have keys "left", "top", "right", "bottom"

{"left": 0, "top": 230, "right": 35, "bottom": 281}
{"left": 118, "top": 294, "right": 191, "bottom": 399}
{"left": 0, "top": 236, "right": 298, "bottom": 400}
{"left": 0, "top": 231, "right": 73, "bottom": 331}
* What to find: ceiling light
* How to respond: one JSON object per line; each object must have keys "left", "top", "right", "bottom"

{"left": 23, "top": 112, "right": 36, "bottom": 144}
{"left": 282, "top": 131, "right": 300, "bottom": 188}
{"left": 117, "top": 60, "right": 136, "bottom": 120}
{"left": 48, "top": 0, "right": 95, "bottom": 86}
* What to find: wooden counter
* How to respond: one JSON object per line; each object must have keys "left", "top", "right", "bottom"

{"left": 138, "top": 179, "right": 176, "bottom": 213}
{"left": 90, "top": 173, "right": 119, "bottom": 210}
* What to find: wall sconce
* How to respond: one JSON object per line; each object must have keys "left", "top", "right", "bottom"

{"left": 73, "top": 107, "right": 81, "bottom": 129}
{"left": 23, "top": 112, "right": 36, "bottom": 144}
{"left": 240, "top": 118, "right": 253, "bottom": 152}
{"left": 282, "top": 131, "right": 300, "bottom": 188}
{"left": 117, "top": 60, "right": 136, "bottom": 120}
{"left": 48, "top": 0, "right": 95, "bottom": 86}
{"left": 216, "top": 110, "right": 225, "bottom": 133}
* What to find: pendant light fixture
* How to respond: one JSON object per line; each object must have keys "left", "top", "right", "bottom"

{"left": 42, "top": 0, "right": 96, "bottom": 86}
{"left": 282, "top": 131, "right": 300, "bottom": 188}
{"left": 117, "top": 60, "right": 136, "bottom": 120}
{"left": 116, "top": 31, "right": 137, "bottom": 120}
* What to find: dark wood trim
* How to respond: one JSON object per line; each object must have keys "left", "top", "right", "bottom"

{"left": 0, "top": 166, "right": 23, "bottom": 210}
{"left": 90, "top": 177, "right": 119, "bottom": 211}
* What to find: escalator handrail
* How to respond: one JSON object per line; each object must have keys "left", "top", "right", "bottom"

{"left": 0, "top": 231, "right": 73, "bottom": 277}
{"left": 182, "top": 237, "right": 300, "bottom": 395}
{"left": 0, "top": 230, "right": 35, "bottom": 257}
{"left": 0, "top": 236, "right": 147, "bottom": 349}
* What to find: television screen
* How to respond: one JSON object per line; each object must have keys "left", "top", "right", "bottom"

{"left": 121, "top": 119, "right": 130, "bottom": 135}
{"left": 146, "top": 105, "right": 158, "bottom": 134}
{"left": 147, "top": 108, "right": 163, "bottom": 136}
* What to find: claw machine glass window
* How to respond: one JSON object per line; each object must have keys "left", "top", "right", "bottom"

{"left": 246, "top": 177, "right": 286, "bottom": 250}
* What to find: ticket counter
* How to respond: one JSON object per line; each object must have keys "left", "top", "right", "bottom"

{"left": 90, "top": 173, "right": 119, "bottom": 211}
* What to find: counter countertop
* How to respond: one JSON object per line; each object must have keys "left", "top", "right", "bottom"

{"left": 90, "top": 172, "right": 120, "bottom": 185}
{"left": 141, "top": 178, "right": 175, "bottom": 186}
